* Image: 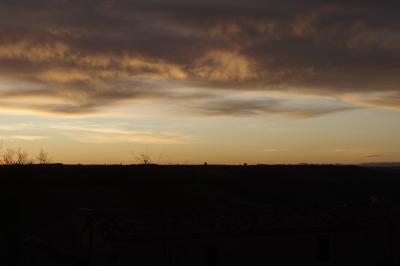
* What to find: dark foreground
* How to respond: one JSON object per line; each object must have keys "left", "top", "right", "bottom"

{"left": 1, "top": 164, "right": 400, "bottom": 265}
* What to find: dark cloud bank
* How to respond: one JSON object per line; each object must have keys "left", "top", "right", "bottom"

{"left": 0, "top": 0, "right": 399, "bottom": 115}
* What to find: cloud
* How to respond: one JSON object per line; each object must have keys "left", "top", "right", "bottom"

{"left": 187, "top": 92, "right": 356, "bottom": 117}
{"left": 0, "top": 135, "right": 48, "bottom": 141}
{"left": 192, "top": 50, "right": 258, "bottom": 81}
{"left": 193, "top": 98, "right": 344, "bottom": 117}
{"left": 0, "top": 1, "right": 400, "bottom": 116}
{"left": 341, "top": 91, "right": 400, "bottom": 110}
{"left": 263, "top": 148, "right": 288, "bottom": 152}
{"left": 329, "top": 148, "right": 384, "bottom": 158}
{"left": 49, "top": 124, "right": 190, "bottom": 144}
{"left": 365, "top": 154, "right": 384, "bottom": 158}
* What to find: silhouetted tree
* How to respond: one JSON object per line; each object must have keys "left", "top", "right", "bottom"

{"left": 135, "top": 153, "right": 152, "bottom": 165}
{"left": 0, "top": 145, "right": 32, "bottom": 165}
{"left": 36, "top": 149, "right": 51, "bottom": 164}
{"left": 0, "top": 141, "right": 3, "bottom": 164}
{"left": 15, "top": 148, "right": 29, "bottom": 165}
{"left": 2, "top": 148, "right": 16, "bottom": 165}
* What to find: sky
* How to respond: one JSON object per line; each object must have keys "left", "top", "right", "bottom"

{"left": 0, "top": 0, "right": 399, "bottom": 164}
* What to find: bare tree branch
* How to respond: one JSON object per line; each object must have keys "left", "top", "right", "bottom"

{"left": 37, "top": 149, "right": 51, "bottom": 164}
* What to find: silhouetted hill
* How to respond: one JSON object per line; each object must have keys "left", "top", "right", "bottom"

{"left": 360, "top": 162, "right": 400, "bottom": 169}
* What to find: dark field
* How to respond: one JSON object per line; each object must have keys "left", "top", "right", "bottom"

{"left": 1, "top": 165, "right": 400, "bottom": 265}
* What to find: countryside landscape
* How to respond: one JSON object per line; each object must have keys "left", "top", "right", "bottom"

{"left": 1, "top": 1, "right": 400, "bottom": 265}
